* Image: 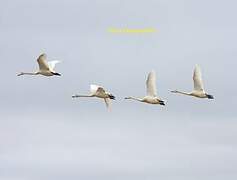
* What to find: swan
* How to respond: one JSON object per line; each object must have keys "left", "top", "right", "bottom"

{"left": 72, "top": 84, "right": 116, "bottom": 109}
{"left": 125, "top": 71, "right": 165, "bottom": 105}
{"left": 171, "top": 65, "right": 214, "bottom": 99}
{"left": 17, "top": 53, "right": 61, "bottom": 76}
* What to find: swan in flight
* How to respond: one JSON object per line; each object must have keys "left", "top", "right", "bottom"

{"left": 72, "top": 84, "right": 116, "bottom": 109}
{"left": 171, "top": 65, "right": 214, "bottom": 99}
{"left": 17, "top": 53, "right": 61, "bottom": 76}
{"left": 125, "top": 71, "right": 165, "bottom": 105}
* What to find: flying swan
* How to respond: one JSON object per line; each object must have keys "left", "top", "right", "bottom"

{"left": 125, "top": 71, "right": 165, "bottom": 105}
{"left": 171, "top": 65, "right": 214, "bottom": 99}
{"left": 72, "top": 84, "right": 116, "bottom": 109}
{"left": 17, "top": 53, "right": 61, "bottom": 76}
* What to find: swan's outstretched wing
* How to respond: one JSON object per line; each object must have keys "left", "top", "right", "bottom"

{"left": 90, "top": 84, "right": 99, "bottom": 94}
{"left": 104, "top": 98, "right": 111, "bottom": 109}
{"left": 90, "top": 84, "right": 105, "bottom": 95}
{"left": 97, "top": 87, "right": 106, "bottom": 94}
{"left": 193, "top": 65, "right": 204, "bottom": 91}
{"left": 146, "top": 71, "right": 157, "bottom": 96}
{"left": 37, "top": 54, "right": 50, "bottom": 71}
{"left": 48, "top": 61, "right": 60, "bottom": 71}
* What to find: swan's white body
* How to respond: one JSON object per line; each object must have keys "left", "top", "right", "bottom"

{"left": 17, "top": 54, "right": 61, "bottom": 77}
{"left": 125, "top": 71, "right": 165, "bottom": 105}
{"left": 72, "top": 85, "right": 115, "bottom": 109}
{"left": 171, "top": 65, "right": 214, "bottom": 99}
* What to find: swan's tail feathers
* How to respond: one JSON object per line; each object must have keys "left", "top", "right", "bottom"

{"left": 159, "top": 100, "right": 165, "bottom": 106}
{"left": 52, "top": 72, "right": 61, "bottom": 76}
{"left": 207, "top": 94, "right": 214, "bottom": 99}
{"left": 109, "top": 94, "right": 115, "bottom": 100}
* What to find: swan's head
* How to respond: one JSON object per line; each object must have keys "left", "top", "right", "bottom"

{"left": 17, "top": 72, "right": 24, "bottom": 76}
{"left": 171, "top": 90, "right": 178, "bottom": 93}
{"left": 124, "top": 97, "right": 132, "bottom": 100}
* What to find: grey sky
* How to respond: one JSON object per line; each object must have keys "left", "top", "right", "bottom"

{"left": 0, "top": 0, "right": 237, "bottom": 179}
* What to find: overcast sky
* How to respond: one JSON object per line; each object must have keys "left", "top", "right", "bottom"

{"left": 0, "top": 0, "right": 237, "bottom": 179}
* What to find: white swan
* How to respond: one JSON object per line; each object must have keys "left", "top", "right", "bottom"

{"left": 125, "top": 71, "right": 165, "bottom": 105}
{"left": 17, "top": 53, "right": 61, "bottom": 76}
{"left": 171, "top": 65, "right": 214, "bottom": 99}
{"left": 72, "top": 84, "right": 116, "bottom": 109}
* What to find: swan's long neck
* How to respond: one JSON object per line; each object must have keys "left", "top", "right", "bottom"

{"left": 72, "top": 94, "right": 93, "bottom": 98}
{"left": 17, "top": 72, "right": 38, "bottom": 76}
{"left": 125, "top": 96, "right": 143, "bottom": 102}
{"left": 171, "top": 90, "right": 191, "bottom": 96}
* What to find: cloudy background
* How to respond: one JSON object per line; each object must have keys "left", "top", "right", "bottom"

{"left": 0, "top": 0, "right": 237, "bottom": 179}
